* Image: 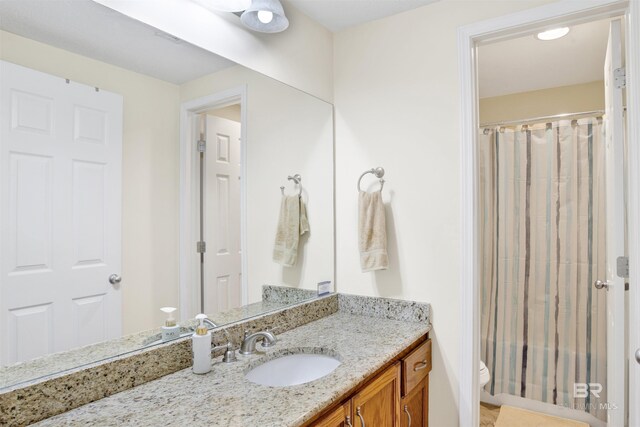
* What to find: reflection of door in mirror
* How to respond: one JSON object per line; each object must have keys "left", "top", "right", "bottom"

{"left": 201, "top": 111, "right": 242, "bottom": 315}
{"left": 0, "top": 61, "right": 123, "bottom": 366}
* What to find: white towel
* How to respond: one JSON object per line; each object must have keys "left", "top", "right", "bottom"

{"left": 273, "top": 195, "right": 309, "bottom": 267}
{"left": 358, "top": 190, "right": 388, "bottom": 272}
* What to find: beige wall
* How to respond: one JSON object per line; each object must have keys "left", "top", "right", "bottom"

{"left": 181, "top": 66, "right": 334, "bottom": 304}
{"left": 332, "top": 1, "right": 556, "bottom": 425}
{"left": 207, "top": 105, "right": 241, "bottom": 122}
{"left": 0, "top": 30, "right": 181, "bottom": 335}
{"left": 480, "top": 81, "right": 605, "bottom": 125}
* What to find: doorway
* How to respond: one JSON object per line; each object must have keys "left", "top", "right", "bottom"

{"left": 178, "top": 86, "right": 248, "bottom": 321}
{"left": 458, "top": 1, "right": 640, "bottom": 426}
{"left": 476, "top": 17, "right": 620, "bottom": 427}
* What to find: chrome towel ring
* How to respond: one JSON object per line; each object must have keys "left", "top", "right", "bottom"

{"left": 357, "top": 167, "right": 385, "bottom": 192}
{"left": 280, "top": 174, "right": 302, "bottom": 196}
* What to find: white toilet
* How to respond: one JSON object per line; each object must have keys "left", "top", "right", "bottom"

{"left": 479, "top": 361, "right": 491, "bottom": 389}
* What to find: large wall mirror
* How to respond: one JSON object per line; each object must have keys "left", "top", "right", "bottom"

{"left": 0, "top": 0, "right": 334, "bottom": 389}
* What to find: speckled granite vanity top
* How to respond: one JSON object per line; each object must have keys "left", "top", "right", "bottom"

{"left": 33, "top": 301, "right": 431, "bottom": 427}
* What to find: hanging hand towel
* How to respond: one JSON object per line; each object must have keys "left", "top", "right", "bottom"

{"left": 358, "top": 190, "right": 388, "bottom": 272}
{"left": 273, "top": 195, "right": 309, "bottom": 267}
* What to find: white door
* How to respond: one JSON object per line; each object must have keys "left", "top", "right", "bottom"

{"left": 0, "top": 61, "right": 123, "bottom": 366}
{"left": 602, "top": 19, "right": 626, "bottom": 426}
{"left": 203, "top": 115, "right": 241, "bottom": 315}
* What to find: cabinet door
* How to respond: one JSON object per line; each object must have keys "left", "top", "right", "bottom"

{"left": 314, "top": 402, "right": 353, "bottom": 427}
{"left": 400, "top": 376, "right": 428, "bottom": 427}
{"left": 351, "top": 363, "right": 401, "bottom": 427}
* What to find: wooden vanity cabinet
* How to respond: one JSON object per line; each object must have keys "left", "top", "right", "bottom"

{"left": 308, "top": 337, "right": 431, "bottom": 427}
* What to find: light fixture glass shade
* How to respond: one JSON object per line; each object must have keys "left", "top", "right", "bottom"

{"left": 241, "top": 0, "right": 289, "bottom": 33}
{"left": 191, "top": 0, "right": 251, "bottom": 13}
{"left": 536, "top": 27, "right": 570, "bottom": 41}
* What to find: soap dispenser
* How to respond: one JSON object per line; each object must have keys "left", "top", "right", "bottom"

{"left": 192, "top": 314, "right": 211, "bottom": 374}
{"left": 160, "top": 307, "right": 180, "bottom": 342}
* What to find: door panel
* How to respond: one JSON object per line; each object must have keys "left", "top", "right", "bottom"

{"left": 9, "top": 153, "right": 53, "bottom": 274}
{"left": 401, "top": 379, "right": 427, "bottom": 427}
{"left": 603, "top": 18, "right": 625, "bottom": 425}
{"left": 0, "top": 60, "right": 122, "bottom": 366}
{"left": 352, "top": 363, "right": 401, "bottom": 427}
{"left": 204, "top": 115, "right": 242, "bottom": 315}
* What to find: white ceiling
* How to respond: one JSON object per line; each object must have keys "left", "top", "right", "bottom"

{"left": 0, "top": 0, "right": 236, "bottom": 85}
{"left": 285, "top": 0, "right": 440, "bottom": 32}
{"left": 478, "top": 19, "right": 611, "bottom": 98}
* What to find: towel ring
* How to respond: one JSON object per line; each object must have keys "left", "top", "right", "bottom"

{"left": 280, "top": 174, "right": 302, "bottom": 196}
{"left": 357, "top": 167, "right": 385, "bottom": 192}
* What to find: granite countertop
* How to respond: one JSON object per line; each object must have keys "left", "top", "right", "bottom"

{"left": 33, "top": 311, "right": 431, "bottom": 427}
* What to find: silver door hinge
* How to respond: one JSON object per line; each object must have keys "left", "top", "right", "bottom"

{"left": 197, "top": 241, "right": 206, "bottom": 253}
{"left": 617, "top": 256, "right": 629, "bottom": 278}
{"left": 197, "top": 139, "right": 206, "bottom": 152}
{"left": 614, "top": 67, "right": 626, "bottom": 89}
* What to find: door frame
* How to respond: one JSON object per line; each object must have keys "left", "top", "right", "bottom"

{"left": 457, "top": 0, "right": 640, "bottom": 425}
{"left": 179, "top": 86, "right": 248, "bottom": 320}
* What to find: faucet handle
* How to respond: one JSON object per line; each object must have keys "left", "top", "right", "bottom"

{"left": 222, "top": 342, "right": 237, "bottom": 363}
{"left": 211, "top": 341, "right": 237, "bottom": 363}
{"left": 261, "top": 327, "right": 277, "bottom": 348}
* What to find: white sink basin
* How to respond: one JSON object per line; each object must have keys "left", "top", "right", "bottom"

{"left": 245, "top": 353, "right": 341, "bottom": 387}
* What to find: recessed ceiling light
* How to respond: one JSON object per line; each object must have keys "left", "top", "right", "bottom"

{"left": 536, "top": 27, "right": 570, "bottom": 41}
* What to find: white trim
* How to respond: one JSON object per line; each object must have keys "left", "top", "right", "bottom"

{"left": 458, "top": 1, "right": 636, "bottom": 426}
{"left": 458, "top": 20, "right": 480, "bottom": 427}
{"left": 179, "top": 86, "right": 248, "bottom": 320}
{"left": 626, "top": 2, "right": 640, "bottom": 426}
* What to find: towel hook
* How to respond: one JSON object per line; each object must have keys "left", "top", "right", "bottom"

{"left": 280, "top": 174, "right": 302, "bottom": 197}
{"left": 357, "top": 167, "right": 385, "bottom": 192}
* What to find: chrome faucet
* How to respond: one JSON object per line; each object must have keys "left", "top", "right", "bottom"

{"left": 239, "top": 330, "right": 277, "bottom": 355}
{"left": 202, "top": 318, "right": 218, "bottom": 329}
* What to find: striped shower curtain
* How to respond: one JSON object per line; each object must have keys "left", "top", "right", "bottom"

{"left": 478, "top": 118, "right": 607, "bottom": 421}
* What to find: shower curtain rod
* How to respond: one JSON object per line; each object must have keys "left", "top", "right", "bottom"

{"left": 480, "top": 108, "right": 627, "bottom": 128}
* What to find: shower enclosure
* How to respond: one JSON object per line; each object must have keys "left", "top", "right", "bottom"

{"left": 478, "top": 117, "right": 609, "bottom": 422}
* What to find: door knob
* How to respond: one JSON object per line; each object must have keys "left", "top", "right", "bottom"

{"left": 594, "top": 280, "right": 609, "bottom": 290}
{"left": 109, "top": 274, "right": 122, "bottom": 285}
{"left": 635, "top": 348, "right": 640, "bottom": 364}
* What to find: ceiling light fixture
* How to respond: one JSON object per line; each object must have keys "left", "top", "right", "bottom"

{"left": 241, "top": 0, "right": 289, "bottom": 33}
{"left": 191, "top": 0, "right": 251, "bottom": 13}
{"left": 536, "top": 27, "right": 570, "bottom": 41}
